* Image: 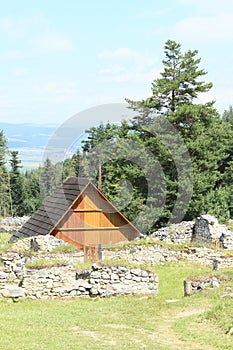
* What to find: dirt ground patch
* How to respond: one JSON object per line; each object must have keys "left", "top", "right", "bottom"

{"left": 174, "top": 308, "right": 206, "bottom": 318}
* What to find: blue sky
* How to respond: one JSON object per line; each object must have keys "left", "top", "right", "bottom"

{"left": 1, "top": 0, "right": 233, "bottom": 126}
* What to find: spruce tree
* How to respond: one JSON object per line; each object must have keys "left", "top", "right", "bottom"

{"left": 40, "top": 158, "right": 56, "bottom": 199}
{"left": 9, "top": 150, "right": 25, "bottom": 216}
{"left": 0, "top": 130, "right": 11, "bottom": 216}
{"left": 23, "top": 169, "right": 42, "bottom": 214}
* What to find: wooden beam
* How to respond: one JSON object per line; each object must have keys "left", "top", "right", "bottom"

{"left": 73, "top": 209, "right": 103, "bottom": 212}
{"left": 57, "top": 227, "right": 120, "bottom": 231}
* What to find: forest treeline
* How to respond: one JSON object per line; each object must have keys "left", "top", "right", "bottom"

{"left": 1, "top": 40, "right": 233, "bottom": 233}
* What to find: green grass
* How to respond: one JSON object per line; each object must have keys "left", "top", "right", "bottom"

{"left": 1, "top": 261, "right": 233, "bottom": 349}
{"left": 74, "top": 260, "right": 93, "bottom": 271}
{"left": 226, "top": 219, "right": 233, "bottom": 231}
{"left": 0, "top": 232, "right": 12, "bottom": 253}
{"left": 0, "top": 232, "right": 11, "bottom": 245}
{"left": 51, "top": 243, "right": 80, "bottom": 253}
{"left": 25, "top": 259, "right": 67, "bottom": 269}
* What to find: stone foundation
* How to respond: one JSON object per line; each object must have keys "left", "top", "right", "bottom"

{"left": 0, "top": 253, "right": 158, "bottom": 299}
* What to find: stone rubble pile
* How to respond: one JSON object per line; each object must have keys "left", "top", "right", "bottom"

{"left": 151, "top": 221, "right": 194, "bottom": 244}
{"left": 0, "top": 216, "right": 29, "bottom": 233}
{"left": 11, "top": 234, "right": 69, "bottom": 252}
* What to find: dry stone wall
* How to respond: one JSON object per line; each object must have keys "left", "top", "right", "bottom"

{"left": 107, "top": 244, "right": 233, "bottom": 269}
{"left": 0, "top": 253, "right": 158, "bottom": 299}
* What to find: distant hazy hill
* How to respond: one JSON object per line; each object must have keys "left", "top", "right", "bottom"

{"left": 0, "top": 122, "right": 85, "bottom": 170}
{"left": 0, "top": 122, "right": 57, "bottom": 149}
{"left": 0, "top": 123, "right": 57, "bottom": 169}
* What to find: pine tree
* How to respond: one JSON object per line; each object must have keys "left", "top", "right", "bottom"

{"left": 127, "top": 39, "right": 212, "bottom": 117}
{"left": 126, "top": 40, "right": 231, "bottom": 226}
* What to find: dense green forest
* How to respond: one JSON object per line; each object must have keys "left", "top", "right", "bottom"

{"left": 1, "top": 40, "right": 233, "bottom": 233}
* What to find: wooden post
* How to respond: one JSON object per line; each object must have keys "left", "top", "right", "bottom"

{"left": 98, "top": 244, "right": 102, "bottom": 260}
{"left": 84, "top": 245, "right": 101, "bottom": 263}
{"left": 213, "top": 259, "right": 219, "bottom": 270}
{"left": 184, "top": 280, "right": 192, "bottom": 296}
{"left": 84, "top": 245, "right": 89, "bottom": 263}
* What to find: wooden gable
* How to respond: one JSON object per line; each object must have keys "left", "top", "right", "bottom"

{"left": 52, "top": 182, "right": 140, "bottom": 248}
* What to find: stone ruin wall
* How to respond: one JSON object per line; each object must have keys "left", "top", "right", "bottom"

{"left": 151, "top": 215, "right": 233, "bottom": 249}
{"left": 108, "top": 244, "right": 233, "bottom": 269}
{"left": 0, "top": 252, "right": 158, "bottom": 299}
{"left": 1, "top": 214, "right": 233, "bottom": 300}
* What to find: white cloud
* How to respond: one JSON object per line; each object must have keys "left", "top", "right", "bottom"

{"left": 133, "top": 9, "right": 169, "bottom": 19}
{"left": 0, "top": 50, "right": 24, "bottom": 59}
{"left": 33, "top": 80, "right": 80, "bottom": 103}
{"left": 197, "top": 87, "right": 233, "bottom": 112}
{"left": 0, "top": 15, "right": 75, "bottom": 57}
{"left": 0, "top": 15, "right": 48, "bottom": 39}
{"left": 98, "top": 48, "right": 159, "bottom": 84}
{"left": 14, "top": 67, "right": 29, "bottom": 77}
{"left": 0, "top": 17, "right": 23, "bottom": 38}
{"left": 173, "top": 13, "right": 233, "bottom": 41}
{"left": 176, "top": 0, "right": 233, "bottom": 11}
{"left": 32, "top": 32, "right": 74, "bottom": 55}
{"left": 98, "top": 48, "right": 133, "bottom": 60}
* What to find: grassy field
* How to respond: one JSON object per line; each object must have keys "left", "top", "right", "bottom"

{"left": 0, "top": 260, "right": 233, "bottom": 350}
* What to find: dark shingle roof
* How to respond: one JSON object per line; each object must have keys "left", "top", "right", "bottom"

{"left": 11, "top": 177, "right": 89, "bottom": 241}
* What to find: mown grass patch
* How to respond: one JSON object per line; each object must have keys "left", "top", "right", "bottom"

{"left": 1, "top": 261, "right": 233, "bottom": 349}
{"left": 1, "top": 237, "right": 233, "bottom": 349}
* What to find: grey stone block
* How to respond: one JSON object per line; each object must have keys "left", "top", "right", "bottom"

{"left": 2, "top": 285, "right": 25, "bottom": 298}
